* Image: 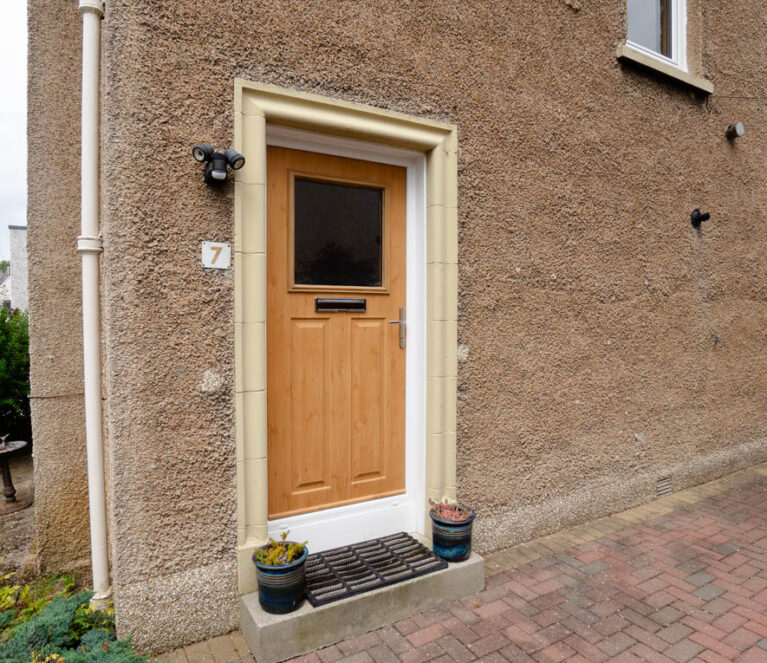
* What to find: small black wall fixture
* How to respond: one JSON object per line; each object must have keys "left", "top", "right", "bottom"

{"left": 192, "top": 143, "right": 245, "bottom": 185}
{"left": 691, "top": 209, "right": 711, "bottom": 229}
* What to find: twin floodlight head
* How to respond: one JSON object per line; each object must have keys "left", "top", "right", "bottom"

{"left": 192, "top": 144, "right": 245, "bottom": 185}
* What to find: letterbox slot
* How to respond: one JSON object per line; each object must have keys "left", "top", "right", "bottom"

{"left": 315, "top": 297, "right": 367, "bottom": 313}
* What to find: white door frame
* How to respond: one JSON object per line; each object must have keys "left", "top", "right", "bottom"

{"left": 233, "top": 81, "right": 458, "bottom": 595}
{"left": 264, "top": 126, "right": 426, "bottom": 552}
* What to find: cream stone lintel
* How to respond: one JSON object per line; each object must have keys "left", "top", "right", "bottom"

{"left": 233, "top": 80, "right": 458, "bottom": 595}
{"left": 616, "top": 44, "right": 714, "bottom": 94}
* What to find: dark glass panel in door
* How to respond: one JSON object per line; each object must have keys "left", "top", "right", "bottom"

{"left": 294, "top": 178, "right": 383, "bottom": 287}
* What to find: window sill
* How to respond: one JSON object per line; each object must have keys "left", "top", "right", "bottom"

{"left": 616, "top": 43, "right": 714, "bottom": 94}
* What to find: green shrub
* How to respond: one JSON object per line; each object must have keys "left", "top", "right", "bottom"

{"left": 0, "top": 592, "right": 147, "bottom": 663}
{"left": 0, "top": 308, "right": 30, "bottom": 441}
{"left": 0, "top": 572, "right": 76, "bottom": 635}
{"left": 1, "top": 592, "right": 86, "bottom": 660}
{"left": 0, "top": 571, "right": 147, "bottom": 663}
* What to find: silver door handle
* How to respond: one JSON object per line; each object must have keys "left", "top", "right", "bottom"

{"left": 388, "top": 307, "right": 406, "bottom": 349}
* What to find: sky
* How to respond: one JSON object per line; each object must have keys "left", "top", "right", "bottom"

{"left": 0, "top": 2, "right": 28, "bottom": 261}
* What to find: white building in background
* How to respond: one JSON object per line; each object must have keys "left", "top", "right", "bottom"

{"left": 0, "top": 269, "right": 10, "bottom": 307}
{"left": 8, "top": 225, "right": 28, "bottom": 310}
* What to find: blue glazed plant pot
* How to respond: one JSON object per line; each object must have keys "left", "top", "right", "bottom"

{"left": 429, "top": 507, "right": 476, "bottom": 562}
{"left": 253, "top": 544, "right": 309, "bottom": 614}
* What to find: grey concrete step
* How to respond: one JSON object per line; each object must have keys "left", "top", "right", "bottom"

{"left": 239, "top": 537, "right": 484, "bottom": 663}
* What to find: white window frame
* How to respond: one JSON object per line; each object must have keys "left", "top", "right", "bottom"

{"left": 626, "top": 0, "right": 687, "bottom": 72}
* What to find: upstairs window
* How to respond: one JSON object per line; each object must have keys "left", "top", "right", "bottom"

{"left": 626, "top": 0, "right": 686, "bottom": 70}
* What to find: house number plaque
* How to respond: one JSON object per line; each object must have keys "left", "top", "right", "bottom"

{"left": 201, "top": 241, "right": 231, "bottom": 269}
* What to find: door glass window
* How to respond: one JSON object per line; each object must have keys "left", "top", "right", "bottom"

{"left": 294, "top": 177, "right": 383, "bottom": 287}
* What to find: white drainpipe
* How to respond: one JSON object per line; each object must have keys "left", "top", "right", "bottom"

{"left": 77, "top": 0, "right": 110, "bottom": 607}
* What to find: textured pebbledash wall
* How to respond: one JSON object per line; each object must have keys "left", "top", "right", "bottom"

{"left": 28, "top": 0, "right": 92, "bottom": 576}
{"left": 29, "top": 0, "right": 766, "bottom": 653}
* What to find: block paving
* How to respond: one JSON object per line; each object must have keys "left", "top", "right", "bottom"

{"left": 156, "top": 463, "right": 767, "bottom": 663}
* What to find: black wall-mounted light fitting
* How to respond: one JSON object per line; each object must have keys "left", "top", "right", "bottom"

{"left": 691, "top": 209, "right": 711, "bottom": 229}
{"left": 192, "top": 143, "right": 246, "bottom": 185}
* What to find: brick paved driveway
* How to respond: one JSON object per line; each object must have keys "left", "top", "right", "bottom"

{"left": 160, "top": 464, "right": 767, "bottom": 663}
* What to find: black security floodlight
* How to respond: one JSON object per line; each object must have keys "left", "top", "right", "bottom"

{"left": 192, "top": 143, "right": 214, "bottom": 162}
{"left": 224, "top": 148, "right": 246, "bottom": 171}
{"left": 207, "top": 153, "right": 229, "bottom": 183}
{"left": 191, "top": 143, "right": 246, "bottom": 185}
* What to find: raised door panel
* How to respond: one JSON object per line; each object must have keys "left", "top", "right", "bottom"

{"left": 350, "top": 318, "right": 386, "bottom": 483}
{"left": 290, "top": 319, "right": 330, "bottom": 493}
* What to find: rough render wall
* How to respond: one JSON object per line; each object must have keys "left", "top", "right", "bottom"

{"left": 33, "top": 0, "right": 766, "bottom": 651}
{"left": 27, "top": 0, "right": 92, "bottom": 575}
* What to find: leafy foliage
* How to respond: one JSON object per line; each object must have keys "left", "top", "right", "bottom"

{"left": 1, "top": 592, "right": 87, "bottom": 659}
{"left": 0, "top": 572, "right": 20, "bottom": 613}
{"left": 254, "top": 530, "right": 307, "bottom": 566}
{"left": 0, "top": 309, "right": 30, "bottom": 441}
{"left": 0, "top": 572, "right": 75, "bottom": 634}
{"left": 0, "top": 592, "right": 147, "bottom": 663}
{"left": 0, "top": 573, "right": 146, "bottom": 663}
{"left": 429, "top": 499, "right": 472, "bottom": 522}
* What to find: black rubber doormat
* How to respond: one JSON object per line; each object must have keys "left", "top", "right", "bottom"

{"left": 305, "top": 532, "right": 448, "bottom": 607}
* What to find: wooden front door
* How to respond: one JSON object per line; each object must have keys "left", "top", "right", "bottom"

{"left": 266, "top": 146, "right": 407, "bottom": 519}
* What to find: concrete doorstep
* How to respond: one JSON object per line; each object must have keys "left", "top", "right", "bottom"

{"left": 240, "top": 546, "right": 485, "bottom": 663}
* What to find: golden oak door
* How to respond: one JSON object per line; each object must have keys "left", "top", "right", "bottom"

{"left": 266, "top": 146, "right": 406, "bottom": 519}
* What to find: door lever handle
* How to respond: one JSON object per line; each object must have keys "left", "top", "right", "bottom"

{"left": 388, "top": 307, "right": 406, "bottom": 349}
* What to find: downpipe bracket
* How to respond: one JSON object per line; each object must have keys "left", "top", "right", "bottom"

{"left": 78, "top": 0, "right": 104, "bottom": 17}
{"left": 89, "top": 589, "right": 112, "bottom": 611}
{"left": 76, "top": 235, "right": 103, "bottom": 255}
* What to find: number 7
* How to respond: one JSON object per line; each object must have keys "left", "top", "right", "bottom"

{"left": 210, "top": 245, "right": 223, "bottom": 264}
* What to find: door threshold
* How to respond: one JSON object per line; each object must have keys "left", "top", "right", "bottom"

{"left": 239, "top": 534, "right": 484, "bottom": 663}
{"left": 268, "top": 495, "right": 418, "bottom": 554}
